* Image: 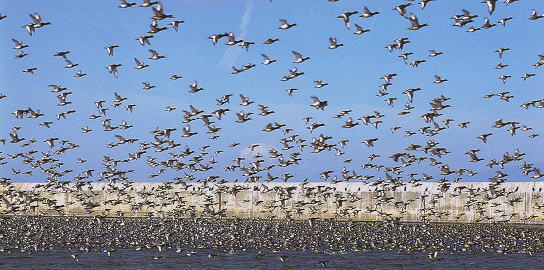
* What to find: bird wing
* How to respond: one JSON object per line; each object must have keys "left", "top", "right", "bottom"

{"left": 30, "top": 13, "right": 41, "bottom": 23}
{"left": 487, "top": 0, "right": 496, "bottom": 15}
{"left": 409, "top": 13, "right": 419, "bottom": 26}
{"left": 57, "top": 94, "right": 68, "bottom": 103}
{"left": 354, "top": 24, "right": 363, "bottom": 31}
{"left": 152, "top": 6, "right": 162, "bottom": 16}
{"left": 227, "top": 32, "right": 235, "bottom": 41}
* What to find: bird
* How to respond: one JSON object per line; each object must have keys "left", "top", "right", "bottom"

{"left": 292, "top": 51, "right": 310, "bottom": 63}
{"left": 407, "top": 13, "right": 428, "bottom": 30}
{"left": 22, "top": 67, "right": 37, "bottom": 74}
{"left": 328, "top": 37, "right": 344, "bottom": 49}
{"left": 428, "top": 50, "right": 443, "bottom": 57}
{"left": 208, "top": 33, "right": 229, "bottom": 46}
{"left": 104, "top": 45, "right": 119, "bottom": 56}
{"left": 30, "top": 13, "right": 48, "bottom": 28}
{"left": 394, "top": 3, "right": 412, "bottom": 18}
{"left": 140, "top": 0, "right": 159, "bottom": 8}
{"left": 54, "top": 51, "right": 70, "bottom": 57}
{"left": 314, "top": 80, "right": 328, "bottom": 88}
{"left": 106, "top": 64, "right": 122, "bottom": 78}
{"left": 484, "top": 0, "right": 497, "bottom": 15}
{"left": 403, "top": 88, "right": 421, "bottom": 103}
{"left": 477, "top": 133, "right": 492, "bottom": 143}
{"left": 169, "top": 20, "right": 185, "bottom": 31}
{"left": 134, "top": 58, "right": 149, "bottom": 70}
{"left": 310, "top": 96, "right": 328, "bottom": 110}
{"left": 521, "top": 73, "right": 535, "bottom": 81}
{"left": 189, "top": 81, "right": 203, "bottom": 93}
{"left": 285, "top": 88, "right": 298, "bottom": 96}
{"left": 136, "top": 35, "right": 154, "bottom": 46}
{"left": 64, "top": 59, "right": 78, "bottom": 68}
{"left": 278, "top": 19, "right": 296, "bottom": 30}
{"left": 225, "top": 32, "right": 243, "bottom": 46}
{"left": 261, "top": 54, "right": 276, "bottom": 65}
{"left": 142, "top": 82, "right": 155, "bottom": 90}
{"left": 11, "top": 39, "right": 29, "bottom": 50}
{"left": 529, "top": 10, "right": 544, "bottom": 20}
{"left": 360, "top": 7, "right": 380, "bottom": 18}
{"left": 495, "top": 48, "right": 510, "bottom": 58}
{"left": 433, "top": 75, "right": 448, "bottom": 84}
{"left": 263, "top": 38, "right": 280, "bottom": 45}
{"left": 428, "top": 251, "right": 442, "bottom": 261}
{"left": 148, "top": 20, "right": 168, "bottom": 33}
{"left": 466, "top": 149, "right": 484, "bottom": 162}
{"left": 420, "top": 0, "right": 434, "bottom": 9}
{"left": 118, "top": 0, "right": 136, "bottom": 8}
{"left": 15, "top": 51, "right": 28, "bottom": 59}
{"left": 239, "top": 94, "right": 254, "bottom": 106}
{"left": 75, "top": 70, "right": 87, "bottom": 78}
{"left": 363, "top": 138, "right": 378, "bottom": 147}
{"left": 498, "top": 17, "right": 513, "bottom": 26}
{"left": 148, "top": 49, "right": 165, "bottom": 60}
{"left": 337, "top": 11, "right": 358, "bottom": 29}
{"left": 353, "top": 24, "right": 370, "bottom": 35}
{"left": 151, "top": 2, "right": 173, "bottom": 20}
{"left": 481, "top": 17, "right": 496, "bottom": 29}
{"left": 44, "top": 137, "right": 59, "bottom": 148}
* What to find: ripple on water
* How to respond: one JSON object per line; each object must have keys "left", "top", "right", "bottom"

{"left": 0, "top": 249, "right": 544, "bottom": 270}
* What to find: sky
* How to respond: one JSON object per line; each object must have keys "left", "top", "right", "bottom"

{"left": 0, "top": 0, "right": 543, "bottom": 183}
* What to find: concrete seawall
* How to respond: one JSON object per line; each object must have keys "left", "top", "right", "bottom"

{"left": 1, "top": 182, "right": 543, "bottom": 224}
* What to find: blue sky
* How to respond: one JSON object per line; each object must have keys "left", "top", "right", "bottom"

{"left": 1, "top": 0, "right": 543, "bottom": 182}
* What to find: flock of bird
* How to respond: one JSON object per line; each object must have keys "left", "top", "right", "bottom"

{"left": 1, "top": 0, "right": 544, "bottom": 263}
{"left": 1, "top": 216, "right": 544, "bottom": 263}
{"left": 1, "top": 0, "right": 544, "bottom": 223}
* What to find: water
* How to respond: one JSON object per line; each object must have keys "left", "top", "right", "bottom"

{"left": 1, "top": 249, "right": 543, "bottom": 270}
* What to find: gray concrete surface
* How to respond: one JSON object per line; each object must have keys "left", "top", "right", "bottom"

{"left": 1, "top": 182, "right": 543, "bottom": 223}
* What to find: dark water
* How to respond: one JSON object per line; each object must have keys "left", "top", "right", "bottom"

{"left": 1, "top": 249, "right": 544, "bottom": 270}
